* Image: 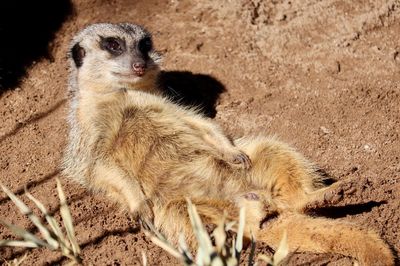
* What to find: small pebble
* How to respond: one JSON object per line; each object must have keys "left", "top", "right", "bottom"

{"left": 320, "top": 126, "right": 330, "bottom": 134}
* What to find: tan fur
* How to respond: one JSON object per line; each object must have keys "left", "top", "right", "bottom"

{"left": 62, "top": 23, "right": 394, "bottom": 265}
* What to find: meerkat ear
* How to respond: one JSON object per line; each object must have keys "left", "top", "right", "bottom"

{"left": 71, "top": 43, "right": 85, "bottom": 68}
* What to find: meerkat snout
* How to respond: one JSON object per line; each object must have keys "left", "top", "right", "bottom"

{"left": 132, "top": 62, "right": 145, "bottom": 76}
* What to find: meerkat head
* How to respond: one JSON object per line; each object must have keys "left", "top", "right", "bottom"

{"left": 69, "top": 23, "right": 162, "bottom": 93}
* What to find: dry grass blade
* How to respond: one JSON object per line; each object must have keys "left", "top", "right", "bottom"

{"left": 25, "top": 191, "right": 71, "bottom": 254}
{"left": 212, "top": 217, "right": 226, "bottom": 254}
{"left": 141, "top": 251, "right": 147, "bottom": 266}
{"left": 145, "top": 232, "right": 182, "bottom": 258}
{"left": 196, "top": 246, "right": 205, "bottom": 266}
{"left": 186, "top": 199, "right": 213, "bottom": 265}
{"left": 273, "top": 230, "right": 288, "bottom": 265}
{"left": 178, "top": 233, "right": 194, "bottom": 264}
{"left": 0, "top": 184, "right": 30, "bottom": 214}
{"left": 3, "top": 253, "right": 27, "bottom": 266}
{"left": 0, "top": 219, "right": 49, "bottom": 248}
{"left": 257, "top": 230, "right": 289, "bottom": 266}
{"left": 141, "top": 219, "right": 182, "bottom": 259}
{"left": 0, "top": 180, "right": 81, "bottom": 265}
{"left": 0, "top": 183, "right": 58, "bottom": 249}
{"left": 231, "top": 238, "right": 236, "bottom": 260}
{"left": 22, "top": 210, "right": 58, "bottom": 249}
{"left": 141, "top": 218, "right": 170, "bottom": 243}
{"left": 0, "top": 239, "right": 39, "bottom": 248}
{"left": 56, "top": 178, "right": 80, "bottom": 255}
{"left": 235, "top": 207, "right": 246, "bottom": 254}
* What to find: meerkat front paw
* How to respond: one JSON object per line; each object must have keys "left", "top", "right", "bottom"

{"left": 243, "top": 192, "right": 260, "bottom": 201}
{"left": 225, "top": 150, "right": 252, "bottom": 170}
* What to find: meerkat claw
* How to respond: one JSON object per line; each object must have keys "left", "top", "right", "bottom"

{"left": 231, "top": 152, "right": 252, "bottom": 170}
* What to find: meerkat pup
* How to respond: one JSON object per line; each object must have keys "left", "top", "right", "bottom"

{"left": 62, "top": 23, "right": 394, "bottom": 265}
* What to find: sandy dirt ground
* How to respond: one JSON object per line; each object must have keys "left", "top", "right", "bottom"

{"left": 1, "top": 0, "right": 399, "bottom": 265}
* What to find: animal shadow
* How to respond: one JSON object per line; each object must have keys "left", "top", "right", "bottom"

{"left": 307, "top": 201, "right": 387, "bottom": 219}
{"left": 0, "top": 0, "right": 73, "bottom": 93}
{"left": 157, "top": 70, "right": 226, "bottom": 118}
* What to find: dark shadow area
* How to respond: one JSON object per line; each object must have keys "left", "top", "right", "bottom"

{"left": 306, "top": 201, "right": 387, "bottom": 219}
{"left": 45, "top": 192, "right": 88, "bottom": 221}
{"left": 81, "top": 227, "right": 141, "bottom": 248}
{"left": 0, "top": 0, "right": 73, "bottom": 93}
{"left": 0, "top": 98, "right": 67, "bottom": 143}
{"left": 260, "top": 211, "right": 279, "bottom": 227}
{"left": 157, "top": 70, "right": 226, "bottom": 118}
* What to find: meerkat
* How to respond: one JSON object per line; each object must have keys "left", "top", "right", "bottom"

{"left": 62, "top": 23, "right": 394, "bottom": 265}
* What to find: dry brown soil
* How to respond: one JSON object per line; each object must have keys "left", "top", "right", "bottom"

{"left": 1, "top": 0, "right": 399, "bottom": 265}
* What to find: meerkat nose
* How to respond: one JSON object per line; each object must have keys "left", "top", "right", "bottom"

{"left": 132, "top": 62, "right": 146, "bottom": 77}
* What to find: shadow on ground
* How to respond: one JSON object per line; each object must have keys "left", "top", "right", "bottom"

{"left": 158, "top": 70, "right": 226, "bottom": 118}
{"left": 0, "top": 0, "right": 73, "bottom": 93}
{"left": 307, "top": 201, "right": 387, "bottom": 218}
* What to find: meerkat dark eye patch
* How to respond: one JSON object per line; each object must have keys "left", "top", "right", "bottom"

{"left": 138, "top": 37, "right": 153, "bottom": 55}
{"left": 100, "top": 37, "right": 125, "bottom": 56}
{"left": 71, "top": 43, "right": 85, "bottom": 68}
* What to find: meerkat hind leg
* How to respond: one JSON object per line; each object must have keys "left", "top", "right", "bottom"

{"left": 299, "top": 180, "right": 347, "bottom": 211}
{"left": 235, "top": 137, "right": 330, "bottom": 211}
{"left": 258, "top": 213, "right": 394, "bottom": 266}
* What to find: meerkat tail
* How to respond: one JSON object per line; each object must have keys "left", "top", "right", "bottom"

{"left": 258, "top": 213, "right": 394, "bottom": 266}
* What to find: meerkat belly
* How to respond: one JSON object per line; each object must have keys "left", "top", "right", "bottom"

{"left": 143, "top": 150, "right": 246, "bottom": 200}
{"left": 126, "top": 135, "right": 218, "bottom": 197}
{"left": 100, "top": 100, "right": 246, "bottom": 200}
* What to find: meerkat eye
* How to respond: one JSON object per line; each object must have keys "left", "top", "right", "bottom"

{"left": 100, "top": 37, "right": 124, "bottom": 56}
{"left": 107, "top": 40, "right": 120, "bottom": 51}
{"left": 138, "top": 37, "right": 152, "bottom": 54}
